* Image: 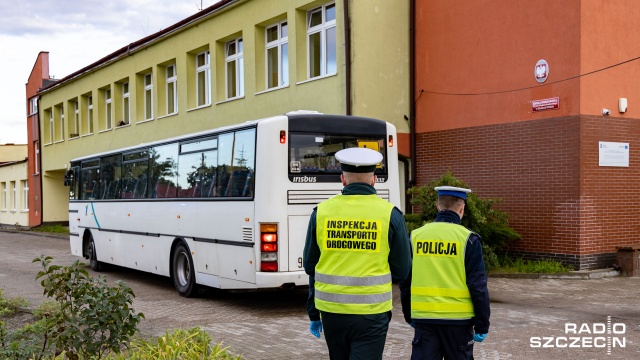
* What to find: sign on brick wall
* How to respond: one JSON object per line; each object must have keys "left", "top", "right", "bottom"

{"left": 599, "top": 141, "right": 629, "bottom": 167}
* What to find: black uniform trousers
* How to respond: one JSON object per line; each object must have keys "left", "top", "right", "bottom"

{"left": 320, "top": 311, "right": 391, "bottom": 360}
{"left": 411, "top": 323, "right": 474, "bottom": 360}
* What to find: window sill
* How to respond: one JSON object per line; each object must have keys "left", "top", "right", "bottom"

{"left": 255, "top": 84, "right": 289, "bottom": 96}
{"left": 21, "top": 210, "right": 29, "bottom": 213}
{"left": 215, "top": 95, "right": 245, "bottom": 106}
{"left": 296, "top": 72, "right": 337, "bottom": 86}
{"left": 81, "top": 133, "right": 94, "bottom": 138}
{"left": 187, "top": 103, "right": 211, "bottom": 112}
{"left": 54, "top": 140, "right": 65, "bottom": 144}
{"left": 68, "top": 135, "right": 80, "bottom": 140}
{"left": 157, "top": 112, "right": 178, "bottom": 120}
{"left": 0, "top": 210, "right": 7, "bottom": 212}
{"left": 115, "top": 123, "right": 131, "bottom": 129}
{"left": 137, "top": 118, "right": 155, "bottom": 125}
{"left": 98, "top": 128, "right": 113, "bottom": 134}
{"left": 43, "top": 143, "right": 52, "bottom": 147}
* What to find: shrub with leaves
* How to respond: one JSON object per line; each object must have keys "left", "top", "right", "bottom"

{"left": 34, "top": 255, "right": 144, "bottom": 359}
{"left": 407, "top": 172, "right": 521, "bottom": 269}
{"left": 108, "top": 327, "right": 241, "bottom": 360}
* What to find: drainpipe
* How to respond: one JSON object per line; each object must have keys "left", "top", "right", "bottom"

{"left": 343, "top": 0, "right": 352, "bottom": 115}
{"left": 408, "top": 0, "right": 416, "bottom": 213}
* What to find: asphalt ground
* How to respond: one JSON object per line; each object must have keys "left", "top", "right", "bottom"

{"left": 0, "top": 229, "right": 639, "bottom": 359}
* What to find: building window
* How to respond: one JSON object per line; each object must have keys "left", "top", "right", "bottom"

{"left": 48, "top": 110, "right": 53, "bottom": 144}
{"left": 2, "top": 183, "right": 6, "bottom": 210}
{"left": 73, "top": 100, "right": 80, "bottom": 137}
{"left": 59, "top": 105, "right": 65, "bottom": 141}
{"left": 11, "top": 181, "right": 17, "bottom": 211}
{"left": 29, "top": 97, "right": 38, "bottom": 115}
{"left": 144, "top": 73, "right": 153, "bottom": 120}
{"left": 225, "top": 38, "right": 244, "bottom": 99}
{"left": 196, "top": 51, "right": 210, "bottom": 106}
{"left": 307, "top": 2, "right": 336, "bottom": 78}
{"left": 166, "top": 65, "right": 177, "bottom": 115}
{"left": 266, "top": 21, "right": 289, "bottom": 89}
{"left": 87, "top": 95, "right": 94, "bottom": 134}
{"left": 122, "top": 82, "right": 130, "bottom": 125}
{"left": 34, "top": 142, "right": 39, "bottom": 175}
{"left": 22, "top": 180, "right": 28, "bottom": 211}
{"left": 105, "top": 89, "right": 112, "bottom": 129}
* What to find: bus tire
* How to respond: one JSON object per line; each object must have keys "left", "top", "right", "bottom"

{"left": 87, "top": 234, "right": 102, "bottom": 271}
{"left": 172, "top": 242, "right": 197, "bottom": 297}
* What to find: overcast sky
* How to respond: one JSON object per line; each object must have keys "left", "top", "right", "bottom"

{"left": 0, "top": 0, "right": 219, "bottom": 144}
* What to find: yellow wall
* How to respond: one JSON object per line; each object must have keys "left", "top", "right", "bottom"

{"left": 38, "top": 0, "right": 410, "bottom": 221}
{"left": 0, "top": 145, "right": 27, "bottom": 163}
{"left": 0, "top": 161, "right": 29, "bottom": 227}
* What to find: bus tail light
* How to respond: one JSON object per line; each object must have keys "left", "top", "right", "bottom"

{"left": 260, "top": 223, "right": 278, "bottom": 272}
{"left": 388, "top": 134, "right": 394, "bottom": 147}
{"left": 280, "top": 130, "right": 286, "bottom": 144}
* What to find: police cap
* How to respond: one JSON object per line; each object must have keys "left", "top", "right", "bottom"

{"left": 434, "top": 186, "right": 472, "bottom": 200}
{"left": 335, "top": 147, "right": 382, "bottom": 173}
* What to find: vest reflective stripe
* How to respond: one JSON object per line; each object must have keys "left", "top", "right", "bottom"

{"left": 315, "top": 194, "right": 394, "bottom": 315}
{"left": 411, "top": 287, "right": 472, "bottom": 298}
{"left": 410, "top": 222, "right": 474, "bottom": 320}
{"left": 315, "top": 273, "right": 392, "bottom": 286}
{"left": 315, "top": 289, "right": 393, "bottom": 304}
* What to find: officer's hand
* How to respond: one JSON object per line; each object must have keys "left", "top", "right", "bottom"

{"left": 473, "top": 332, "right": 487, "bottom": 342}
{"left": 310, "top": 320, "right": 323, "bottom": 338}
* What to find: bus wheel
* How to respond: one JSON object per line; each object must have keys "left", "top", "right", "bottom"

{"left": 87, "top": 234, "right": 102, "bottom": 271}
{"left": 172, "top": 242, "right": 197, "bottom": 297}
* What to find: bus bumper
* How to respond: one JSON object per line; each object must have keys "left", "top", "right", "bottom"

{"left": 255, "top": 271, "right": 309, "bottom": 288}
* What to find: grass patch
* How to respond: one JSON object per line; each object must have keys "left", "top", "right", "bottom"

{"left": 31, "top": 224, "right": 69, "bottom": 234}
{"left": 490, "top": 257, "right": 574, "bottom": 274}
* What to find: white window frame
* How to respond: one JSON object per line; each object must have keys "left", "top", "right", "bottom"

{"left": 105, "top": 89, "right": 112, "bottom": 129}
{"left": 307, "top": 2, "right": 336, "bottom": 79}
{"left": 166, "top": 65, "right": 178, "bottom": 115}
{"left": 48, "top": 110, "right": 53, "bottom": 144}
{"left": 87, "top": 95, "right": 94, "bottom": 134}
{"left": 1, "top": 183, "right": 6, "bottom": 210}
{"left": 122, "top": 82, "right": 130, "bottom": 125}
{"left": 266, "top": 21, "right": 289, "bottom": 89}
{"left": 29, "top": 97, "right": 38, "bottom": 115}
{"left": 34, "top": 142, "right": 39, "bottom": 175}
{"left": 11, "top": 181, "right": 17, "bottom": 211}
{"left": 196, "top": 51, "right": 210, "bottom": 106}
{"left": 59, "top": 105, "right": 65, "bottom": 141}
{"left": 73, "top": 100, "right": 80, "bottom": 137}
{"left": 144, "top": 73, "right": 153, "bottom": 120}
{"left": 225, "top": 38, "right": 244, "bottom": 99}
{"left": 22, "top": 180, "right": 29, "bottom": 211}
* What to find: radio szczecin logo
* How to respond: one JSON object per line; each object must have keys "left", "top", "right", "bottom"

{"left": 530, "top": 316, "right": 626, "bottom": 355}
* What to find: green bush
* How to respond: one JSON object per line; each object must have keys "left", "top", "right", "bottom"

{"left": 407, "top": 172, "right": 521, "bottom": 269}
{"left": 492, "top": 257, "right": 573, "bottom": 273}
{"left": 107, "top": 328, "right": 241, "bottom": 359}
{"left": 34, "top": 255, "right": 145, "bottom": 359}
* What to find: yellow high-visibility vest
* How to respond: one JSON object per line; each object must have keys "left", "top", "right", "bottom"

{"left": 314, "top": 194, "right": 394, "bottom": 314}
{"left": 410, "top": 222, "right": 475, "bottom": 320}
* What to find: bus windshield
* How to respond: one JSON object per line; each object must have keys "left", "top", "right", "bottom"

{"left": 289, "top": 132, "right": 387, "bottom": 182}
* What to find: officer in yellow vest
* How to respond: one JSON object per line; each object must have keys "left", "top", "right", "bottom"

{"left": 399, "top": 186, "right": 490, "bottom": 359}
{"left": 303, "top": 147, "right": 412, "bottom": 360}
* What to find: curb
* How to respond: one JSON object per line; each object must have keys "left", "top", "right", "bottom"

{"left": 0, "top": 228, "right": 68, "bottom": 240}
{"left": 489, "top": 269, "right": 620, "bottom": 280}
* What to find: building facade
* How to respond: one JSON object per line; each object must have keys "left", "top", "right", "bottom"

{"left": 0, "top": 145, "right": 28, "bottom": 227}
{"left": 413, "top": 0, "right": 640, "bottom": 269}
{"left": 37, "top": 0, "right": 410, "bottom": 223}
{"left": 25, "top": 52, "right": 54, "bottom": 227}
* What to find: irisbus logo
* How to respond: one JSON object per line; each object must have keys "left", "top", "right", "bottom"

{"left": 292, "top": 176, "right": 317, "bottom": 183}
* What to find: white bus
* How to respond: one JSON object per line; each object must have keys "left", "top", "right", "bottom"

{"left": 67, "top": 111, "right": 400, "bottom": 296}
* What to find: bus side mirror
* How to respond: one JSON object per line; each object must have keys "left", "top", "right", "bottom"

{"left": 64, "top": 169, "right": 73, "bottom": 187}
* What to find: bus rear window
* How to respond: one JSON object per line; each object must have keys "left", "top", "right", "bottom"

{"left": 289, "top": 133, "right": 387, "bottom": 182}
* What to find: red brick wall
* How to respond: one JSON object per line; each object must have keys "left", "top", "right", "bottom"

{"left": 414, "top": 115, "right": 640, "bottom": 269}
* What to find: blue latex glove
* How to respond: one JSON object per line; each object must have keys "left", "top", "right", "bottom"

{"left": 473, "top": 333, "right": 487, "bottom": 342}
{"left": 310, "top": 320, "right": 323, "bottom": 338}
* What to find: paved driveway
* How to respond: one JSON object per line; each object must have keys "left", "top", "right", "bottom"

{"left": 0, "top": 230, "right": 638, "bottom": 359}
